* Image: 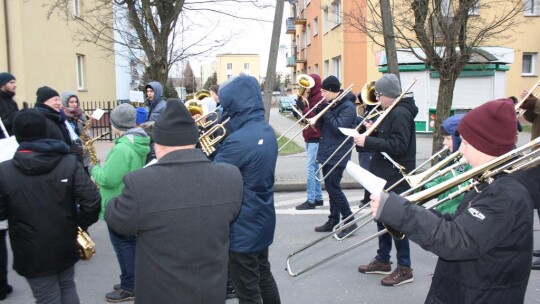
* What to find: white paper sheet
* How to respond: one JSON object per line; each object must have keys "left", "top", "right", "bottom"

{"left": 338, "top": 127, "right": 360, "bottom": 137}
{"left": 92, "top": 108, "right": 105, "bottom": 120}
{"left": 0, "top": 136, "right": 18, "bottom": 163}
{"left": 345, "top": 161, "right": 387, "bottom": 194}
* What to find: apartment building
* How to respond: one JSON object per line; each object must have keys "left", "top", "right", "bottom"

{"left": 0, "top": 0, "right": 116, "bottom": 105}
{"left": 215, "top": 54, "right": 260, "bottom": 84}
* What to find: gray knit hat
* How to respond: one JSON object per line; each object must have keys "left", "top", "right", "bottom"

{"left": 110, "top": 103, "right": 136, "bottom": 131}
{"left": 375, "top": 74, "right": 401, "bottom": 99}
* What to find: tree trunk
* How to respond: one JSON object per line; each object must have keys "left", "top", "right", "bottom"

{"left": 262, "top": 0, "right": 284, "bottom": 122}
{"left": 431, "top": 75, "right": 457, "bottom": 154}
{"left": 380, "top": 0, "right": 400, "bottom": 82}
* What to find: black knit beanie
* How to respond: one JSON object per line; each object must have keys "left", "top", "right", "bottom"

{"left": 321, "top": 76, "right": 341, "bottom": 93}
{"left": 0, "top": 73, "right": 15, "bottom": 87}
{"left": 14, "top": 110, "right": 48, "bottom": 142}
{"left": 36, "top": 86, "right": 60, "bottom": 104}
{"left": 153, "top": 99, "right": 199, "bottom": 146}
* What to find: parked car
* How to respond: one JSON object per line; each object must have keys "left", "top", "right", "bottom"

{"left": 279, "top": 97, "right": 295, "bottom": 113}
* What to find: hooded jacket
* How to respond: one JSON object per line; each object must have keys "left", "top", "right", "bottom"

{"left": 91, "top": 128, "right": 150, "bottom": 219}
{"left": 0, "top": 89, "right": 18, "bottom": 138}
{"left": 365, "top": 96, "right": 418, "bottom": 190}
{"left": 0, "top": 139, "right": 100, "bottom": 278}
{"left": 145, "top": 81, "right": 166, "bottom": 122}
{"left": 316, "top": 90, "right": 357, "bottom": 167}
{"left": 300, "top": 74, "right": 323, "bottom": 143}
{"left": 376, "top": 165, "right": 538, "bottom": 304}
{"left": 214, "top": 75, "right": 278, "bottom": 253}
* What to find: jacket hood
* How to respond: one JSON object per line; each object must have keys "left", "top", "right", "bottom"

{"left": 442, "top": 114, "right": 465, "bottom": 152}
{"left": 60, "top": 91, "right": 79, "bottom": 107}
{"left": 309, "top": 74, "right": 322, "bottom": 99}
{"left": 396, "top": 96, "right": 419, "bottom": 119}
{"left": 116, "top": 127, "right": 151, "bottom": 157}
{"left": 513, "top": 165, "right": 540, "bottom": 209}
{"left": 146, "top": 81, "right": 164, "bottom": 103}
{"left": 218, "top": 75, "right": 265, "bottom": 131}
{"left": 12, "top": 139, "right": 70, "bottom": 175}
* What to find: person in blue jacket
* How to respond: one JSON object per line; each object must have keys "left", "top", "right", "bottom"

{"left": 214, "top": 75, "right": 281, "bottom": 304}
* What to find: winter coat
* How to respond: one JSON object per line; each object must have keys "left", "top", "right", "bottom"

{"left": 145, "top": 81, "right": 166, "bottom": 122}
{"left": 424, "top": 163, "right": 471, "bottom": 214}
{"left": 316, "top": 90, "right": 357, "bottom": 167}
{"left": 365, "top": 96, "right": 418, "bottom": 191}
{"left": 91, "top": 128, "right": 150, "bottom": 219}
{"left": 105, "top": 149, "right": 243, "bottom": 304}
{"left": 524, "top": 97, "right": 540, "bottom": 140}
{"left": 300, "top": 74, "right": 323, "bottom": 143}
{"left": 0, "top": 139, "right": 100, "bottom": 278}
{"left": 0, "top": 90, "right": 19, "bottom": 138}
{"left": 214, "top": 75, "right": 278, "bottom": 253}
{"left": 376, "top": 166, "right": 537, "bottom": 304}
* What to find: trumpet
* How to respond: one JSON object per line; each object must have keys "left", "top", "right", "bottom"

{"left": 315, "top": 77, "right": 418, "bottom": 182}
{"left": 195, "top": 109, "right": 220, "bottom": 128}
{"left": 285, "top": 137, "right": 540, "bottom": 277}
{"left": 199, "top": 117, "right": 230, "bottom": 156}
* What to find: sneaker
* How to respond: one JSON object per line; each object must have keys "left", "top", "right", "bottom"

{"left": 336, "top": 223, "right": 358, "bottom": 239}
{"left": 314, "top": 199, "right": 324, "bottom": 206}
{"left": 314, "top": 220, "right": 337, "bottom": 232}
{"left": 106, "top": 289, "right": 135, "bottom": 303}
{"left": 226, "top": 287, "right": 237, "bottom": 299}
{"left": 358, "top": 257, "right": 392, "bottom": 274}
{"left": 381, "top": 265, "right": 414, "bottom": 286}
{"left": 296, "top": 201, "right": 316, "bottom": 210}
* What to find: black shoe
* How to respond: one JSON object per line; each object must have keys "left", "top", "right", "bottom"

{"left": 534, "top": 250, "right": 540, "bottom": 257}
{"left": 315, "top": 220, "right": 336, "bottom": 232}
{"left": 336, "top": 223, "right": 358, "bottom": 239}
{"left": 532, "top": 258, "right": 540, "bottom": 270}
{"left": 106, "top": 289, "right": 135, "bottom": 302}
{"left": 226, "top": 287, "right": 237, "bottom": 299}
{"left": 314, "top": 199, "right": 324, "bottom": 206}
{"left": 296, "top": 201, "right": 316, "bottom": 210}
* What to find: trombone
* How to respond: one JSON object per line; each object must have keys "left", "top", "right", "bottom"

{"left": 278, "top": 84, "right": 354, "bottom": 152}
{"left": 286, "top": 137, "right": 540, "bottom": 277}
{"left": 315, "top": 77, "right": 419, "bottom": 182}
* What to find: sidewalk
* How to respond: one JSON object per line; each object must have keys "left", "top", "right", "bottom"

{"left": 94, "top": 109, "right": 533, "bottom": 192}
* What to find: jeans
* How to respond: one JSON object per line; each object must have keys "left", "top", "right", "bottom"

{"left": 306, "top": 142, "right": 323, "bottom": 202}
{"left": 229, "top": 248, "right": 281, "bottom": 304}
{"left": 322, "top": 164, "right": 352, "bottom": 223}
{"left": 26, "top": 266, "right": 79, "bottom": 304}
{"left": 376, "top": 221, "right": 411, "bottom": 267}
{"left": 107, "top": 226, "right": 136, "bottom": 293}
{"left": 358, "top": 152, "right": 373, "bottom": 204}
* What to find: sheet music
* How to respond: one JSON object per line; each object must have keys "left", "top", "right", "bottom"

{"left": 345, "top": 161, "right": 387, "bottom": 194}
{"left": 92, "top": 108, "right": 105, "bottom": 120}
{"left": 338, "top": 127, "right": 360, "bottom": 137}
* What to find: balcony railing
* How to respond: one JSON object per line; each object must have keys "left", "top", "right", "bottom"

{"left": 286, "top": 56, "right": 296, "bottom": 67}
{"left": 286, "top": 18, "right": 296, "bottom": 34}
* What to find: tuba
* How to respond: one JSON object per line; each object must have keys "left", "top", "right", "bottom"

{"left": 77, "top": 227, "right": 96, "bottom": 260}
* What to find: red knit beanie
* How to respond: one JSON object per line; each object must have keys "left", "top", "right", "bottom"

{"left": 457, "top": 98, "right": 517, "bottom": 157}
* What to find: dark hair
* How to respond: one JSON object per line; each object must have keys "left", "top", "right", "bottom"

{"left": 508, "top": 96, "right": 518, "bottom": 104}
{"left": 209, "top": 85, "right": 219, "bottom": 94}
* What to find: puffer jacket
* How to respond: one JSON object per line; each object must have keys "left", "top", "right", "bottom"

{"left": 0, "top": 90, "right": 18, "bottom": 138}
{"left": 214, "top": 75, "right": 278, "bottom": 253}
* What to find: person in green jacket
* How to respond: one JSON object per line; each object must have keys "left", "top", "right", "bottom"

{"left": 91, "top": 103, "right": 150, "bottom": 302}
{"left": 424, "top": 114, "right": 471, "bottom": 214}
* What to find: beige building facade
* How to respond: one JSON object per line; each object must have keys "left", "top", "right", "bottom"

{"left": 0, "top": 0, "right": 116, "bottom": 106}
{"left": 215, "top": 54, "right": 260, "bottom": 84}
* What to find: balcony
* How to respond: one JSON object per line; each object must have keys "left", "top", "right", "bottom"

{"left": 286, "top": 56, "right": 296, "bottom": 67}
{"left": 294, "top": 12, "right": 306, "bottom": 25}
{"left": 286, "top": 18, "right": 296, "bottom": 34}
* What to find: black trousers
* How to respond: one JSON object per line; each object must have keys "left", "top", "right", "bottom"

{"left": 229, "top": 248, "right": 281, "bottom": 304}
{"left": 0, "top": 229, "right": 9, "bottom": 295}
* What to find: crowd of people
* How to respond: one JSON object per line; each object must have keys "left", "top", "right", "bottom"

{"left": 0, "top": 70, "right": 539, "bottom": 304}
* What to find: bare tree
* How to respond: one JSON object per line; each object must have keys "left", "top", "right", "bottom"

{"left": 344, "top": 0, "right": 526, "bottom": 153}
{"left": 45, "top": 0, "right": 273, "bottom": 87}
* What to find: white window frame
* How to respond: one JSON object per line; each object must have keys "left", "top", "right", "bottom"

{"left": 522, "top": 52, "right": 538, "bottom": 76}
{"left": 323, "top": 7, "right": 329, "bottom": 34}
{"left": 324, "top": 60, "right": 329, "bottom": 79}
{"left": 524, "top": 0, "right": 539, "bottom": 15}
{"left": 244, "top": 63, "right": 249, "bottom": 69}
{"left": 227, "top": 63, "right": 233, "bottom": 70}
{"left": 331, "top": 0, "right": 342, "bottom": 28}
{"left": 307, "top": 24, "right": 311, "bottom": 45}
{"left": 314, "top": 64, "right": 319, "bottom": 75}
{"left": 302, "top": 28, "right": 307, "bottom": 49}
{"left": 76, "top": 54, "right": 85, "bottom": 90}
{"left": 73, "top": 0, "right": 81, "bottom": 17}
{"left": 332, "top": 56, "right": 342, "bottom": 80}
{"left": 313, "top": 17, "right": 319, "bottom": 36}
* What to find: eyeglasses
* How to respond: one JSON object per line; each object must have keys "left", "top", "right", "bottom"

{"left": 374, "top": 91, "right": 383, "bottom": 99}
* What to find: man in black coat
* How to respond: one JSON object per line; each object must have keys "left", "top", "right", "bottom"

{"left": 0, "top": 110, "right": 100, "bottom": 303}
{"left": 106, "top": 99, "right": 243, "bottom": 304}
{"left": 369, "top": 98, "right": 536, "bottom": 303}
{"left": 0, "top": 73, "right": 18, "bottom": 138}
{"left": 354, "top": 74, "right": 418, "bottom": 286}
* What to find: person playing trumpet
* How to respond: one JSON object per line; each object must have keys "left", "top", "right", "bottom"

{"left": 370, "top": 98, "right": 538, "bottom": 303}
{"left": 353, "top": 74, "right": 418, "bottom": 286}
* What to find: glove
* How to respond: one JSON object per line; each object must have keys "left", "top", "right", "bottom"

{"left": 295, "top": 99, "right": 306, "bottom": 111}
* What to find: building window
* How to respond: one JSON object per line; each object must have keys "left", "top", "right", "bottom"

{"left": 332, "top": 56, "right": 342, "bottom": 80}
{"left": 522, "top": 52, "right": 538, "bottom": 76}
{"left": 469, "top": 0, "right": 480, "bottom": 15}
{"left": 73, "top": 0, "right": 81, "bottom": 17}
{"left": 302, "top": 28, "right": 307, "bottom": 49}
{"left": 331, "top": 0, "right": 342, "bottom": 28}
{"left": 525, "top": 0, "right": 539, "bottom": 15}
{"left": 244, "top": 63, "right": 249, "bottom": 69}
{"left": 227, "top": 63, "right": 232, "bottom": 70}
{"left": 314, "top": 64, "right": 319, "bottom": 75}
{"left": 76, "top": 54, "right": 86, "bottom": 90}
{"left": 313, "top": 17, "right": 319, "bottom": 36}
{"left": 323, "top": 7, "right": 329, "bottom": 34}
{"left": 307, "top": 24, "right": 311, "bottom": 45}
{"left": 324, "top": 60, "right": 329, "bottom": 79}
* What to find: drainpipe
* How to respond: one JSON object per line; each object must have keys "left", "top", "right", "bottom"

{"left": 3, "top": 0, "right": 11, "bottom": 72}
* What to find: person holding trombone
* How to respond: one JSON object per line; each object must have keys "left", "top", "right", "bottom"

{"left": 353, "top": 74, "right": 418, "bottom": 286}
{"left": 369, "top": 98, "right": 538, "bottom": 303}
